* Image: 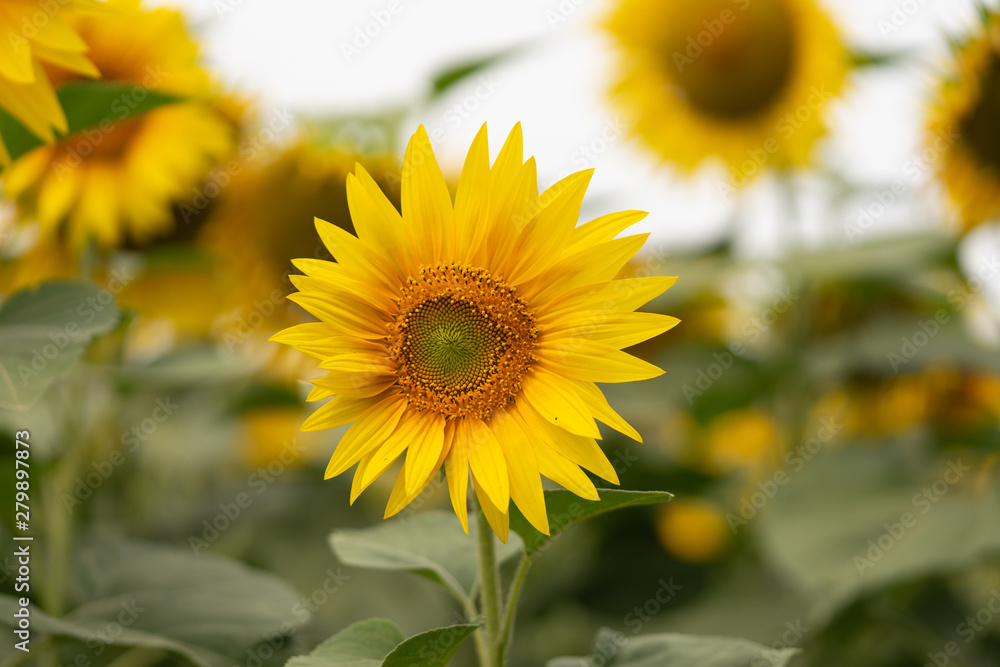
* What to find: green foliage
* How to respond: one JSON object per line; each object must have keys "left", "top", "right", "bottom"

{"left": 546, "top": 628, "right": 799, "bottom": 667}
{"left": 285, "top": 619, "right": 404, "bottom": 667}
{"left": 381, "top": 623, "right": 480, "bottom": 667}
{"left": 510, "top": 489, "right": 674, "bottom": 557}
{"left": 757, "top": 445, "right": 1000, "bottom": 620}
{"left": 429, "top": 48, "right": 520, "bottom": 97}
{"left": 0, "top": 538, "right": 307, "bottom": 667}
{"left": 330, "top": 511, "right": 523, "bottom": 602}
{"left": 0, "top": 281, "right": 121, "bottom": 411}
{"left": 285, "top": 619, "right": 479, "bottom": 667}
{"left": 0, "top": 81, "right": 181, "bottom": 163}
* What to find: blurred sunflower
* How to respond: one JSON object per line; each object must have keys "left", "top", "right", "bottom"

{"left": 702, "top": 407, "right": 783, "bottom": 475}
{"left": 929, "top": 14, "right": 1000, "bottom": 230}
{"left": 656, "top": 498, "right": 731, "bottom": 563}
{"left": 3, "top": 0, "right": 238, "bottom": 248}
{"left": 0, "top": 0, "right": 100, "bottom": 164}
{"left": 605, "top": 0, "right": 849, "bottom": 185}
{"left": 200, "top": 142, "right": 401, "bottom": 351}
{"left": 273, "top": 123, "right": 680, "bottom": 541}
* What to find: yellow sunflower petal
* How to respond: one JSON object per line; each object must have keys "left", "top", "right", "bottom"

{"left": 444, "top": 423, "right": 471, "bottom": 534}
{"left": 520, "top": 369, "right": 601, "bottom": 438}
{"left": 401, "top": 125, "right": 453, "bottom": 263}
{"left": 324, "top": 395, "right": 407, "bottom": 478}
{"left": 492, "top": 409, "right": 549, "bottom": 535}
{"left": 473, "top": 471, "right": 510, "bottom": 543}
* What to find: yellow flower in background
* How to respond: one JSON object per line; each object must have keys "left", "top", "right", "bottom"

{"left": 4, "top": 0, "right": 238, "bottom": 248}
{"left": 200, "top": 142, "right": 402, "bottom": 347}
{"left": 273, "top": 123, "right": 680, "bottom": 541}
{"left": 929, "top": 15, "right": 1000, "bottom": 230}
{"left": 703, "top": 407, "right": 782, "bottom": 474}
{"left": 656, "top": 498, "right": 731, "bottom": 562}
{"left": 0, "top": 0, "right": 101, "bottom": 164}
{"left": 605, "top": 0, "right": 849, "bottom": 186}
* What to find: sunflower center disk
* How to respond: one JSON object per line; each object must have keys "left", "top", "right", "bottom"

{"left": 961, "top": 52, "right": 1000, "bottom": 170}
{"left": 391, "top": 265, "right": 536, "bottom": 421}
{"left": 665, "top": 0, "right": 796, "bottom": 120}
{"left": 405, "top": 298, "right": 497, "bottom": 392}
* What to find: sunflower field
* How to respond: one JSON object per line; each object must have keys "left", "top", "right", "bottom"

{"left": 1, "top": 1, "right": 1000, "bottom": 666}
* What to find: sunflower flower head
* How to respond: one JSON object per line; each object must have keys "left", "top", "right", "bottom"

{"left": 4, "top": 0, "right": 239, "bottom": 248}
{"left": 273, "top": 123, "right": 680, "bottom": 541}
{"left": 929, "top": 12, "right": 1000, "bottom": 230}
{"left": 0, "top": 0, "right": 101, "bottom": 164}
{"left": 605, "top": 0, "right": 850, "bottom": 186}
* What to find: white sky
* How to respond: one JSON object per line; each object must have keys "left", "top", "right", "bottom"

{"left": 153, "top": 0, "right": 1000, "bottom": 264}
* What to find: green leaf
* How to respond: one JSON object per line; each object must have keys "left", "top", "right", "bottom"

{"left": 70, "top": 537, "right": 309, "bottom": 663}
{"left": 286, "top": 619, "right": 405, "bottom": 667}
{"left": 848, "top": 49, "right": 914, "bottom": 68}
{"left": 330, "top": 511, "right": 523, "bottom": 601}
{"left": 285, "top": 620, "right": 479, "bottom": 667}
{"left": 0, "top": 81, "right": 182, "bottom": 163}
{"left": 511, "top": 490, "right": 674, "bottom": 557}
{"left": 547, "top": 628, "right": 798, "bottom": 667}
{"left": 756, "top": 445, "right": 1000, "bottom": 621}
{"left": 0, "top": 280, "right": 121, "bottom": 411}
{"left": 381, "top": 623, "right": 480, "bottom": 667}
{"left": 430, "top": 46, "right": 522, "bottom": 97}
{"left": 0, "top": 595, "right": 216, "bottom": 667}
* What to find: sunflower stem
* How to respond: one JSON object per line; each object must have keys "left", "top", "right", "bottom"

{"left": 496, "top": 554, "right": 532, "bottom": 667}
{"left": 475, "top": 509, "right": 501, "bottom": 667}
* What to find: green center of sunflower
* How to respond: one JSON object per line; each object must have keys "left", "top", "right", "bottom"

{"left": 403, "top": 296, "right": 498, "bottom": 393}
{"left": 666, "top": 0, "right": 796, "bottom": 120}
{"left": 960, "top": 51, "right": 1000, "bottom": 170}
{"left": 390, "top": 264, "right": 536, "bottom": 421}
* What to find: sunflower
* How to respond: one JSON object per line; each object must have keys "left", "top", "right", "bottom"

{"left": 273, "top": 123, "right": 679, "bottom": 540}
{"left": 201, "top": 142, "right": 402, "bottom": 344}
{"left": 3, "top": 0, "right": 238, "bottom": 248}
{"left": 0, "top": 0, "right": 101, "bottom": 164}
{"left": 928, "top": 15, "right": 1000, "bottom": 230}
{"left": 605, "top": 0, "right": 849, "bottom": 187}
